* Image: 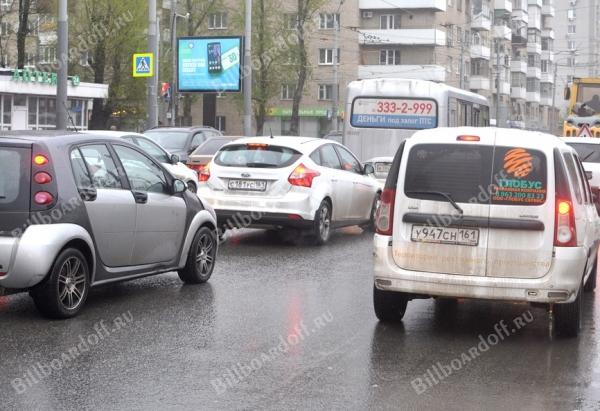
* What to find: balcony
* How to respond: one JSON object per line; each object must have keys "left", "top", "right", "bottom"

{"left": 471, "top": 13, "right": 492, "bottom": 31}
{"left": 511, "top": 9, "right": 528, "bottom": 23}
{"left": 358, "top": 65, "right": 447, "bottom": 82}
{"left": 471, "top": 44, "right": 491, "bottom": 60}
{"left": 527, "top": 91, "right": 541, "bottom": 102}
{"left": 541, "top": 72, "right": 554, "bottom": 83}
{"left": 528, "top": 14, "right": 541, "bottom": 29}
{"left": 541, "top": 50, "right": 554, "bottom": 61}
{"left": 541, "top": 28, "right": 554, "bottom": 39}
{"left": 511, "top": 86, "right": 527, "bottom": 99}
{"left": 527, "top": 42, "right": 542, "bottom": 54}
{"left": 528, "top": 0, "right": 542, "bottom": 6}
{"left": 359, "top": 0, "right": 446, "bottom": 10}
{"left": 540, "top": 95, "right": 553, "bottom": 105}
{"left": 470, "top": 76, "right": 491, "bottom": 90}
{"left": 358, "top": 29, "right": 446, "bottom": 46}
{"left": 527, "top": 66, "right": 541, "bottom": 78}
{"left": 497, "top": 81, "right": 511, "bottom": 94}
{"left": 542, "top": 4, "right": 555, "bottom": 15}
{"left": 511, "top": 60, "right": 527, "bottom": 73}
{"left": 494, "top": 0, "right": 513, "bottom": 11}
{"left": 493, "top": 25, "right": 512, "bottom": 40}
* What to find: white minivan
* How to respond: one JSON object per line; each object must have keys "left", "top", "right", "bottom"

{"left": 373, "top": 127, "right": 600, "bottom": 337}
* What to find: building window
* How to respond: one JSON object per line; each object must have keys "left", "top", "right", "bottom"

{"left": 447, "top": 56, "right": 453, "bottom": 73}
{"left": 568, "top": 40, "right": 576, "bottom": 50}
{"left": 541, "top": 59, "right": 549, "bottom": 73}
{"left": 318, "top": 48, "right": 339, "bottom": 65}
{"left": 281, "top": 84, "right": 294, "bottom": 100}
{"left": 0, "top": 22, "right": 10, "bottom": 36}
{"left": 80, "top": 51, "right": 92, "bottom": 67}
{"left": 27, "top": 18, "right": 38, "bottom": 36}
{"left": 567, "top": 75, "right": 574, "bottom": 84}
{"left": 567, "top": 8, "right": 575, "bottom": 19}
{"left": 380, "top": 15, "right": 400, "bottom": 29}
{"left": 446, "top": 26, "right": 454, "bottom": 46}
{"left": 24, "top": 52, "right": 36, "bottom": 67}
{"left": 457, "top": 0, "right": 463, "bottom": 11}
{"left": 216, "top": 116, "right": 226, "bottom": 132}
{"left": 447, "top": 0, "right": 453, "bottom": 7}
{"left": 568, "top": 24, "right": 576, "bottom": 34}
{"left": 318, "top": 84, "right": 334, "bottom": 100}
{"left": 379, "top": 49, "right": 400, "bottom": 65}
{"left": 37, "top": 14, "right": 56, "bottom": 32}
{"left": 567, "top": 56, "right": 576, "bottom": 67}
{"left": 284, "top": 14, "right": 297, "bottom": 30}
{"left": 1, "top": 95, "right": 12, "bottom": 130}
{"left": 319, "top": 13, "right": 339, "bottom": 29}
{"left": 39, "top": 46, "right": 56, "bottom": 64}
{"left": 208, "top": 12, "right": 227, "bottom": 29}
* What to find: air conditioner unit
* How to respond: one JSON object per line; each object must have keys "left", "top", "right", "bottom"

{"left": 362, "top": 11, "right": 373, "bottom": 18}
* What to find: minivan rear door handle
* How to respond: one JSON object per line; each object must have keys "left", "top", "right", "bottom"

{"left": 132, "top": 191, "right": 148, "bottom": 204}
{"left": 79, "top": 187, "right": 97, "bottom": 202}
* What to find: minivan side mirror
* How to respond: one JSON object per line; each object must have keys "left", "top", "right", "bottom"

{"left": 173, "top": 179, "right": 187, "bottom": 194}
{"left": 170, "top": 154, "right": 180, "bottom": 165}
{"left": 364, "top": 164, "right": 375, "bottom": 175}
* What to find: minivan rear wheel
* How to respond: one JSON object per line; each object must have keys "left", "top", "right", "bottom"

{"left": 178, "top": 226, "right": 217, "bottom": 284}
{"left": 584, "top": 259, "right": 597, "bottom": 292}
{"left": 32, "top": 248, "right": 90, "bottom": 319}
{"left": 373, "top": 285, "right": 409, "bottom": 322}
{"left": 555, "top": 278, "right": 584, "bottom": 337}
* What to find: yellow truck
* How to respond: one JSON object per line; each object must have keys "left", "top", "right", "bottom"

{"left": 563, "top": 77, "right": 600, "bottom": 137}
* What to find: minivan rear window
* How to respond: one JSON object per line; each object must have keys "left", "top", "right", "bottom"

{"left": 404, "top": 144, "right": 547, "bottom": 206}
{"left": 0, "top": 147, "right": 30, "bottom": 211}
{"left": 214, "top": 144, "right": 301, "bottom": 168}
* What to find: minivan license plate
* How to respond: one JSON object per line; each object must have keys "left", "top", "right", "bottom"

{"left": 228, "top": 179, "right": 267, "bottom": 192}
{"left": 410, "top": 225, "right": 479, "bottom": 246}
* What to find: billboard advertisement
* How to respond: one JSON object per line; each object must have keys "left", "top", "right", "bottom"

{"left": 177, "top": 36, "right": 243, "bottom": 93}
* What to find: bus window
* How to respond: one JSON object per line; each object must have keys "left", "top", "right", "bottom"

{"left": 466, "top": 103, "right": 472, "bottom": 126}
{"left": 449, "top": 98, "right": 458, "bottom": 127}
{"left": 473, "top": 109, "right": 480, "bottom": 126}
{"left": 481, "top": 106, "right": 490, "bottom": 126}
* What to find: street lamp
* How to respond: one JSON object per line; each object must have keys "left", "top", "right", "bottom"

{"left": 171, "top": 9, "right": 190, "bottom": 126}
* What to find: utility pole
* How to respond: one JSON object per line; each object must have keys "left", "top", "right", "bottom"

{"left": 147, "top": 0, "right": 158, "bottom": 129}
{"left": 551, "top": 62, "right": 558, "bottom": 134}
{"left": 56, "top": 0, "right": 68, "bottom": 130}
{"left": 495, "top": 38, "right": 501, "bottom": 127}
{"left": 171, "top": 2, "right": 189, "bottom": 126}
{"left": 243, "top": 0, "right": 253, "bottom": 136}
{"left": 459, "top": 34, "right": 465, "bottom": 89}
{"left": 332, "top": 2, "right": 344, "bottom": 131}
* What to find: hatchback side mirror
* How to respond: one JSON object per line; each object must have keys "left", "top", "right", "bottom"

{"left": 170, "top": 154, "right": 180, "bottom": 165}
{"left": 173, "top": 179, "right": 187, "bottom": 194}
{"left": 364, "top": 164, "right": 375, "bottom": 175}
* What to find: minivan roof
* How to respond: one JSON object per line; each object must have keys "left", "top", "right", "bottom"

{"left": 410, "top": 127, "right": 569, "bottom": 150}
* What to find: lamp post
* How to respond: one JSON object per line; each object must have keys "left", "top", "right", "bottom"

{"left": 171, "top": 3, "right": 190, "bottom": 126}
{"left": 56, "top": 0, "right": 68, "bottom": 130}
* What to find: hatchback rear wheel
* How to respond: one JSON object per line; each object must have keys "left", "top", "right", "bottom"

{"left": 312, "top": 200, "right": 332, "bottom": 245}
{"left": 32, "top": 248, "right": 90, "bottom": 319}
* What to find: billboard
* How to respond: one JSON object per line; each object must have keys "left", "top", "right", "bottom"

{"left": 177, "top": 36, "right": 243, "bottom": 93}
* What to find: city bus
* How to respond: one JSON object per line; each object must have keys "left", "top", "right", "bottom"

{"left": 343, "top": 78, "right": 490, "bottom": 160}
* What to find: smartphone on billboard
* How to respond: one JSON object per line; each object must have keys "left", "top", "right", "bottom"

{"left": 207, "top": 42, "right": 222, "bottom": 73}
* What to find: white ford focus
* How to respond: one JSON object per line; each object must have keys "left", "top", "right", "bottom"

{"left": 197, "top": 136, "right": 381, "bottom": 244}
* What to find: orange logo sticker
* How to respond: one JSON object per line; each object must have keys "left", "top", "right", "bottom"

{"left": 504, "top": 148, "right": 533, "bottom": 178}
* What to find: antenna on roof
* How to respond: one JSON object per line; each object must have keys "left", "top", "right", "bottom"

{"left": 269, "top": 126, "right": 274, "bottom": 139}
{"left": 62, "top": 102, "right": 79, "bottom": 132}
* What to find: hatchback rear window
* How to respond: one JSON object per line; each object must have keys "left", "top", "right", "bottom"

{"left": 0, "top": 147, "right": 30, "bottom": 211}
{"left": 214, "top": 144, "right": 301, "bottom": 168}
{"left": 404, "top": 144, "right": 547, "bottom": 206}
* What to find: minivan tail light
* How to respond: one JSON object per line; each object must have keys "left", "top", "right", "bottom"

{"left": 375, "top": 188, "right": 396, "bottom": 236}
{"left": 457, "top": 135, "right": 480, "bottom": 142}
{"left": 555, "top": 199, "right": 577, "bottom": 247}
{"left": 34, "top": 191, "right": 54, "bottom": 205}
{"left": 288, "top": 164, "right": 320, "bottom": 188}
{"left": 199, "top": 162, "right": 211, "bottom": 182}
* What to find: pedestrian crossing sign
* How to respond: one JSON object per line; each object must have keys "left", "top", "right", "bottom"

{"left": 132, "top": 53, "right": 154, "bottom": 78}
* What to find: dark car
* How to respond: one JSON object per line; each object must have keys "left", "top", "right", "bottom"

{"left": 187, "top": 136, "right": 241, "bottom": 174}
{"left": 143, "top": 126, "right": 223, "bottom": 163}
{"left": 0, "top": 131, "right": 218, "bottom": 318}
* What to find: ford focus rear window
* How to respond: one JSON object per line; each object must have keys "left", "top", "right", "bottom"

{"left": 491, "top": 147, "right": 547, "bottom": 206}
{"left": 404, "top": 144, "right": 493, "bottom": 203}
{"left": 214, "top": 144, "right": 301, "bottom": 168}
{"left": 0, "top": 146, "right": 30, "bottom": 211}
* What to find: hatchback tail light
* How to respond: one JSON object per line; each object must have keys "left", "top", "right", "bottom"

{"left": 34, "top": 191, "right": 54, "bottom": 205}
{"left": 199, "top": 162, "right": 211, "bottom": 182}
{"left": 555, "top": 199, "right": 577, "bottom": 246}
{"left": 375, "top": 188, "right": 396, "bottom": 235}
{"left": 288, "top": 164, "right": 320, "bottom": 188}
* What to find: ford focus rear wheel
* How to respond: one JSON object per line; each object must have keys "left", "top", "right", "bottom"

{"left": 312, "top": 200, "right": 332, "bottom": 245}
{"left": 178, "top": 226, "right": 217, "bottom": 284}
{"left": 32, "top": 248, "right": 90, "bottom": 319}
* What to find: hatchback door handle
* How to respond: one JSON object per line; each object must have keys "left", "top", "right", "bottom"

{"left": 79, "top": 187, "right": 97, "bottom": 202}
{"left": 132, "top": 191, "right": 148, "bottom": 204}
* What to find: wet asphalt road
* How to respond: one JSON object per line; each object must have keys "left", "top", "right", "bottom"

{"left": 1, "top": 227, "right": 600, "bottom": 411}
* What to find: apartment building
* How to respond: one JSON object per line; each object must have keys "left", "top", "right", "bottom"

{"left": 553, "top": 0, "right": 600, "bottom": 119}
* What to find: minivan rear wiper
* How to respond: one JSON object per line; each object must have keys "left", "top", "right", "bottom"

{"left": 405, "top": 190, "right": 464, "bottom": 215}
{"left": 581, "top": 152, "right": 596, "bottom": 162}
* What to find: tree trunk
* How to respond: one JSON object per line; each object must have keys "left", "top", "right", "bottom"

{"left": 255, "top": 0, "right": 267, "bottom": 135}
{"left": 183, "top": 96, "right": 193, "bottom": 126}
{"left": 16, "top": 0, "right": 31, "bottom": 69}
{"left": 89, "top": 42, "right": 108, "bottom": 129}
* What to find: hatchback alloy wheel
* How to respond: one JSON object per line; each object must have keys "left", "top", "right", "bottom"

{"left": 58, "top": 256, "right": 87, "bottom": 310}
{"left": 196, "top": 232, "right": 216, "bottom": 275}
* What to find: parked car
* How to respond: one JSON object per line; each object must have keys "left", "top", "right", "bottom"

{"left": 197, "top": 136, "right": 381, "bottom": 244}
{"left": 0, "top": 131, "right": 219, "bottom": 318}
{"left": 144, "top": 126, "right": 223, "bottom": 163}
{"left": 363, "top": 156, "right": 394, "bottom": 190}
{"left": 83, "top": 131, "right": 199, "bottom": 193}
{"left": 187, "top": 136, "right": 241, "bottom": 174}
{"left": 373, "top": 127, "right": 600, "bottom": 337}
